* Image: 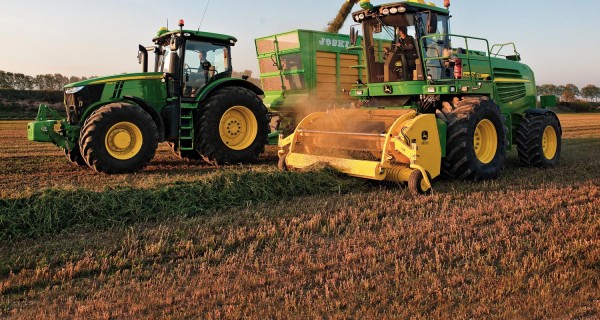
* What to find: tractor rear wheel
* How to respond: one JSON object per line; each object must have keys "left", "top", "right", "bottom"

{"left": 516, "top": 112, "right": 561, "bottom": 167}
{"left": 79, "top": 103, "right": 158, "bottom": 173}
{"left": 442, "top": 96, "right": 506, "bottom": 180}
{"left": 196, "top": 87, "right": 269, "bottom": 164}
{"left": 64, "top": 146, "right": 87, "bottom": 166}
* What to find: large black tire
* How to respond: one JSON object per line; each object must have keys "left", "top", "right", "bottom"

{"left": 64, "top": 146, "right": 87, "bottom": 166}
{"left": 168, "top": 142, "right": 202, "bottom": 161}
{"left": 79, "top": 103, "right": 158, "bottom": 173}
{"left": 442, "top": 97, "right": 506, "bottom": 181}
{"left": 196, "top": 87, "right": 269, "bottom": 164}
{"left": 516, "top": 112, "right": 561, "bottom": 167}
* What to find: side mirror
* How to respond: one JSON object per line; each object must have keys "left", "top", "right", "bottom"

{"left": 350, "top": 26, "right": 358, "bottom": 47}
{"left": 427, "top": 13, "right": 438, "bottom": 34}
{"left": 138, "top": 45, "right": 148, "bottom": 73}
{"left": 170, "top": 37, "right": 181, "bottom": 51}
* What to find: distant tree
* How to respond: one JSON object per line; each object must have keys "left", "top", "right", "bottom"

{"left": 581, "top": 84, "right": 600, "bottom": 102}
{"left": 537, "top": 84, "right": 558, "bottom": 97}
{"left": 69, "top": 76, "right": 82, "bottom": 84}
{"left": 0, "top": 71, "right": 12, "bottom": 89}
{"left": 561, "top": 84, "right": 580, "bottom": 103}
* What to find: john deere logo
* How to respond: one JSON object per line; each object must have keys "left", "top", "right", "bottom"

{"left": 422, "top": 131, "right": 429, "bottom": 141}
{"left": 318, "top": 37, "right": 350, "bottom": 48}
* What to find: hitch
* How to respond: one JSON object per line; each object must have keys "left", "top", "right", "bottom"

{"left": 27, "top": 104, "right": 77, "bottom": 150}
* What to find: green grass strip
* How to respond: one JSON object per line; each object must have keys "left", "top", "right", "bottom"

{"left": 0, "top": 169, "right": 364, "bottom": 240}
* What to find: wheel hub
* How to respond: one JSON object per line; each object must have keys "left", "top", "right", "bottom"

{"left": 542, "top": 125, "right": 557, "bottom": 159}
{"left": 105, "top": 122, "right": 143, "bottom": 160}
{"left": 474, "top": 119, "right": 498, "bottom": 164}
{"left": 219, "top": 106, "right": 258, "bottom": 150}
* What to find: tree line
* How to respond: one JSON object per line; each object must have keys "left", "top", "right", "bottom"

{"left": 0, "top": 69, "right": 260, "bottom": 91}
{"left": 537, "top": 83, "right": 600, "bottom": 103}
{"left": 2, "top": 69, "right": 598, "bottom": 103}
{"left": 0, "top": 70, "right": 97, "bottom": 91}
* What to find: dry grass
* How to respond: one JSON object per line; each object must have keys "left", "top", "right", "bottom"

{"left": 1, "top": 114, "right": 599, "bottom": 318}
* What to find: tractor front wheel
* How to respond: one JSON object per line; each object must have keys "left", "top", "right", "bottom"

{"left": 516, "top": 112, "right": 561, "bottom": 167}
{"left": 442, "top": 96, "right": 506, "bottom": 180}
{"left": 196, "top": 87, "right": 269, "bottom": 164}
{"left": 64, "top": 146, "right": 87, "bottom": 166}
{"left": 79, "top": 103, "right": 158, "bottom": 173}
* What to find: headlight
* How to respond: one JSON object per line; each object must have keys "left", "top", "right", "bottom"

{"left": 358, "top": 13, "right": 365, "bottom": 20}
{"left": 398, "top": 6, "right": 406, "bottom": 13}
{"left": 390, "top": 7, "right": 398, "bottom": 14}
{"left": 65, "top": 86, "right": 84, "bottom": 94}
{"left": 382, "top": 8, "right": 390, "bottom": 15}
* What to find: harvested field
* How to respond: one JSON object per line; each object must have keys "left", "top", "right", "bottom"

{"left": 0, "top": 113, "right": 599, "bottom": 318}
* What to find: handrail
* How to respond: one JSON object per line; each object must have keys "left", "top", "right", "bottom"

{"left": 419, "top": 33, "right": 494, "bottom": 89}
{"left": 490, "top": 42, "right": 519, "bottom": 58}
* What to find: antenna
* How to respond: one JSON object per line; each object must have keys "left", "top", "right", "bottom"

{"left": 166, "top": 18, "right": 169, "bottom": 30}
{"left": 197, "top": 0, "right": 211, "bottom": 31}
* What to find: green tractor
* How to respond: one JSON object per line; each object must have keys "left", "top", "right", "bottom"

{"left": 278, "top": 0, "right": 561, "bottom": 194}
{"left": 28, "top": 20, "right": 269, "bottom": 173}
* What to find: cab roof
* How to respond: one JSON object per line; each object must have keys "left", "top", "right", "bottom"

{"left": 362, "top": 0, "right": 449, "bottom": 15}
{"left": 153, "top": 29, "right": 237, "bottom": 45}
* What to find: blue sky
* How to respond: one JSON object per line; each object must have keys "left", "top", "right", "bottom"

{"left": 1, "top": 0, "right": 598, "bottom": 87}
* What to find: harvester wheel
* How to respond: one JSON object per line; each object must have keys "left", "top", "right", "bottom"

{"left": 168, "top": 142, "right": 202, "bottom": 161}
{"left": 516, "top": 112, "right": 561, "bottom": 167}
{"left": 79, "top": 103, "right": 158, "bottom": 173}
{"left": 442, "top": 96, "right": 506, "bottom": 180}
{"left": 196, "top": 87, "right": 269, "bottom": 164}
{"left": 408, "top": 170, "right": 431, "bottom": 195}
{"left": 64, "top": 146, "right": 87, "bottom": 166}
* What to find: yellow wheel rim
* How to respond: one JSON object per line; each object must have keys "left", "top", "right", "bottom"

{"left": 542, "top": 126, "right": 558, "bottom": 160}
{"left": 105, "top": 122, "right": 143, "bottom": 160}
{"left": 219, "top": 106, "right": 258, "bottom": 150}
{"left": 473, "top": 119, "right": 498, "bottom": 164}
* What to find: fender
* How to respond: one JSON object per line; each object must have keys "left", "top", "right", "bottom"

{"left": 524, "top": 109, "right": 562, "bottom": 134}
{"left": 196, "top": 78, "right": 264, "bottom": 103}
{"left": 122, "top": 96, "right": 166, "bottom": 141}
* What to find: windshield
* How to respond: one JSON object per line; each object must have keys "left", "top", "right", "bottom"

{"left": 182, "top": 40, "right": 230, "bottom": 98}
{"left": 361, "top": 12, "right": 449, "bottom": 83}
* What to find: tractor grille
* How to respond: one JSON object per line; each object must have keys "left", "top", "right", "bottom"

{"left": 64, "top": 84, "right": 104, "bottom": 124}
{"left": 493, "top": 68, "right": 526, "bottom": 103}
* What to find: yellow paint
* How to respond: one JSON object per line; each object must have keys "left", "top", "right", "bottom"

{"left": 105, "top": 122, "right": 143, "bottom": 160}
{"left": 219, "top": 106, "right": 258, "bottom": 150}
{"left": 474, "top": 119, "right": 497, "bottom": 164}
{"left": 89, "top": 75, "right": 163, "bottom": 84}
{"left": 542, "top": 125, "right": 558, "bottom": 159}
{"left": 281, "top": 109, "right": 441, "bottom": 188}
{"left": 493, "top": 78, "right": 530, "bottom": 83}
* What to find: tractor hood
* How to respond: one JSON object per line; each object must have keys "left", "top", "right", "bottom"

{"left": 64, "top": 72, "right": 164, "bottom": 88}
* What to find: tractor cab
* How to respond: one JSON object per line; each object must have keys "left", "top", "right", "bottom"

{"left": 143, "top": 22, "right": 237, "bottom": 100}
{"left": 350, "top": 1, "right": 450, "bottom": 83}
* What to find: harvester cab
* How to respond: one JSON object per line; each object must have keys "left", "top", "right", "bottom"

{"left": 28, "top": 20, "right": 269, "bottom": 173}
{"left": 278, "top": 0, "right": 562, "bottom": 194}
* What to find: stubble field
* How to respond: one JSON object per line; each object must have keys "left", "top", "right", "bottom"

{"left": 0, "top": 113, "right": 599, "bottom": 318}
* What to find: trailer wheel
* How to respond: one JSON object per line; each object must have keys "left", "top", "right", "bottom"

{"left": 64, "top": 146, "right": 87, "bottom": 166}
{"left": 442, "top": 96, "right": 506, "bottom": 180}
{"left": 168, "top": 142, "right": 202, "bottom": 160}
{"left": 196, "top": 87, "right": 269, "bottom": 164}
{"left": 278, "top": 154, "right": 288, "bottom": 171}
{"left": 408, "top": 170, "right": 430, "bottom": 195}
{"left": 79, "top": 103, "right": 158, "bottom": 173}
{"left": 516, "top": 112, "right": 561, "bottom": 167}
